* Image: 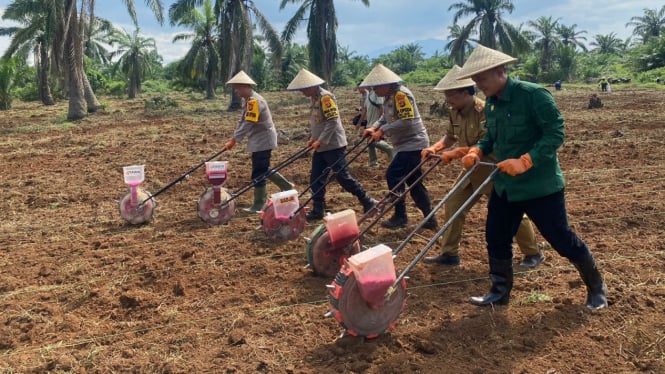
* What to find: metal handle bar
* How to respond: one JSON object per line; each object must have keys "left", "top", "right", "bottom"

{"left": 138, "top": 148, "right": 227, "bottom": 206}
{"left": 358, "top": 154, "right": 441, "bottom": 226}
{"left": 220, "top": 146, "right": 311, "bottom": 206}
{"left": 333, "top": 154, "right": 443, "bottom": 254}
{"left": 385, "top": 162, "right": 498, "bottom": 298}
{"left": 292, "top": 137, "right": 372, "bottom": 216}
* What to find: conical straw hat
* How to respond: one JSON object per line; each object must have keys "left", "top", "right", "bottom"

{"left": 457, "top": 45, "right": 518, "bottom": 79}
{"left": 226, "top": 70, "right": 257, "bottom": 86}
{"left": 433, "top": 65, "right": 475, "bottom": 91}
{"left": 359, "top": 63, "right": 403, "bottom": 87}
{"left": 286, "top": 68, "right": 325, "bottom": 91}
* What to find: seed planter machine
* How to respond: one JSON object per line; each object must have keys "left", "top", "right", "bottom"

{"left": 326, "top": 162, "right": 499, "bottom": 338}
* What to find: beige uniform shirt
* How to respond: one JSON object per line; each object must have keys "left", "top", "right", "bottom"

{"left": 233, "top": 91, "right": 278, "bottom": 153}
{"left": 310, "top": 87, "right": 348, "bottom": 152}
{"left": 371, "top": 85, "right": 429, "bottom": 152}
{"left": 364, "top": 90, "right": 384, "bottom": 125}
{"left": 448, "top": 96, "right": 495, "bottom": 191}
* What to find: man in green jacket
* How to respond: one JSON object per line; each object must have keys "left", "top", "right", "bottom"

{"left": 458, "top": 45, "right": 608, "bottom": 310}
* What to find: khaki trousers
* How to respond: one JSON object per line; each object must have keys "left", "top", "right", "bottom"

{"left": 438, "top": 168, "right": 538, "bottom": 257}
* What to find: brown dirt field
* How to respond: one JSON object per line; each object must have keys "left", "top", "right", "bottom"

{"left": 0, "top": 85, "right": 663, "bottom": 373}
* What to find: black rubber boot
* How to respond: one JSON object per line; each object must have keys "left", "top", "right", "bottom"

{"left": 306, "top": 201, "right": 325, "bottom": 221}
{"left": 359, "top": 194, "right": 378, "bottom": 214}
{"left": 420, "top": 210, "right": 439, "bottom": 231}
{"left": 423, "top": 254, "right": 460, "bottom": 266}
{"left": 470, "top": 257, "right": 513, "bottom": 306}
{"left": 572, "top": 255, "right": 608, "bottom": 310}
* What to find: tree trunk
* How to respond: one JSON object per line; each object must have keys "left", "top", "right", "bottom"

{"left": 205, "top": 68, "right": 216, "bottom": 100}
{"left": 83, "top": 71, "right": 102, "bottom": 112}
{"left": 226, "top": 8, "right": 252, "bottom": 111}
{"left": 128, "top": 75, "right": 137, "bottom": 99}
{"left": 38, "top": 43, "right": 55, "bottom": 106}
{"left": 65, "top": 0, "right": 87, "bottom": 120}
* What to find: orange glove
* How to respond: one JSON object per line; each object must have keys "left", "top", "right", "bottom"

{"left": 441, "top": 146, "right": 470, "bottom": 164}
{"left": 309, "top": 140, "right": 322, "bottom": 150}
{"left": 370, "top": 128, "right": 384, "bottom": 143}
{"left": 497, "top": 153, "right": 533, "bottom": 176}
{"left": 224, "top": 138, "right": 236, "bottom": 151}
{"left": 421, "top": 141, "right": 445, "bottom": 160}
{"left": 461, "top": 147, "right": 483, "bottom": 169}
{"left": 362, "top": 127, "right": 376, "bottom": 139}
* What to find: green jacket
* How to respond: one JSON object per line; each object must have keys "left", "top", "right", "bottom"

{"left": 477, "top": 78, "right": 565, "bottom": 202}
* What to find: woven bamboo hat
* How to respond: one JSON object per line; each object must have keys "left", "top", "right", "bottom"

{"left": 433, "top": 65, "right": 475, "bottom": 91}
{"left": 359, "top": 63, "right": 403, "bottom": 88}
{"left": 286, "top": 68, "right": 325, "bottom": 91}
{"left": 226, "top": 70, "right": 257, "bottom": 86}
{"left": 457, "top": 45, "right": 518, "bottom": 79}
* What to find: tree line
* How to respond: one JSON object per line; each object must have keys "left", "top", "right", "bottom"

{"left": 1, "top": 1, "right": 665, "bottom": 116}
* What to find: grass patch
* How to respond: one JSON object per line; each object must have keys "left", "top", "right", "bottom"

{"left": 517, "top": 291, "right": 553, "bottom": 305}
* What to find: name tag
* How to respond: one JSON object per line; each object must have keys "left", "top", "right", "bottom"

{"left": 321, "top": 95, "right": 339, "bottom": 120}
{"left": 245, "top": 98, "right": 259, "bottom": 122}
{"left": 395, "top": 92, "right": 415, "bottom": 120}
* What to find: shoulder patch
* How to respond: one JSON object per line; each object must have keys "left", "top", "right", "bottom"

{"left": 244, "top": 98, "right": 259, "bottom": 122}
{"left": 474, "top": 98, "right": 485, "bottom": 113}
{"left": 394, "top": 91, "right": 415, "bottom": 120}
{"left": 320, "top": 95, "right": 339, "bottom": 120}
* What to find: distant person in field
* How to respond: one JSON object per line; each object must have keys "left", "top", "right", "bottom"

{"left": 286, "top": 68, "right": 377, "bottom": 221}
{"left": 354, "top": 84, "right": 393, "bottom": 167}
{"left": 223, "top": 71, "right": 294, "bottom": 213}
{"left": 457, "top": 45, "right": 608, "bottom": 310}
{"left": 599, "top": 78, "right": 609, "bottom": 92}
{"left": 554, "top": 80, "right": 562, "bottom": 91}
{"left": 360, "top": 63, "right": 438, "bottom": 231}
{"left": 421, "top": 65, "right": 543, "bottom": 269}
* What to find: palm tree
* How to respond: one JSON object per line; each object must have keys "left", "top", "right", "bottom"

{"left": 1, "top": 0, "right": 62, "bottom": 105}
{"left": 0, "top": 57, "right": 16, "bottom": 110}
{"left": 445, "top": 23, "right": 476, "bottom": 66}
{"left": 280, "top": 42, "right": 309, "bottom": 87}
{"left": 170, "top": 0, "right": 282, "bottom": 110}
{"left": 63, "top": 0, "right": 164, "bottom": 120}
{"left": 84, "top": 17, "right": 117, "bottom": 66}
{"left": 280, "top": 0, "right": 370, "bottom": 85}
{"left": 170, "top": 0, "right": 220, "bottom": 99}
{"left": 590, "top": 33, "right": 624, "bottom": 55}
{"left": 448, "top": 0, "right": 529, "bottom": 56}
{"left": 555, "top": 23, "right": 587, "bottom": 51}
{"left": 108, "top": 27, "right": 159, "bottom": 99}
{"left": 626, "top": 6, "right": 665, "bottom": 44}
{"left": 527, "top": 16, "right": 561, "bottom": 73}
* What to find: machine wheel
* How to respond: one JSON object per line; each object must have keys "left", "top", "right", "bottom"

{"left": 196, "top": 187, "right": 236, "bottom": 225}
{"left": 328, "top": 265, "right": 407, "bottom": 338}
{"left": 119, "top": 189, "right": 155, "bottom": 225}
{"left": 260, "top": 199, "right": 307, "bottom": 241}
{"left": 306, "top": 224, "right": 361, "bottom": 278}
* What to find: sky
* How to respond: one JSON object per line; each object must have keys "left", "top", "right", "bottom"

{"left": 0, "top": 0, "right": 662, "bottom": 65}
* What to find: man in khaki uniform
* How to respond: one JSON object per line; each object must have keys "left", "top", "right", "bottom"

{"left": 354, "top": 85, "right": 393, "bottom": 167}
{"left": 223, "top": 71, "right": 294, "bottom": 213}
{"left": 421, "top": 66, "right": 545, "bottom": 268}
{"left": 287, "top": 69, "right": 377, "bottom": 221}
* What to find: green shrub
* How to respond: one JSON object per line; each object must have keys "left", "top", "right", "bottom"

{"left": 142, "top": 79, "right": 170, "bottom": 94}
{"left": 144, "top": 96, "right": 178, "bottom": 112}
{"left": 105, "top": 81, "right": 127, "bottom": 97}
{"left": 15, "top": 81, "right": 39, "bottom": 102}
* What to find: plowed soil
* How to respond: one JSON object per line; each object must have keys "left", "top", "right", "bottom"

{"left": 0, "top": 85, "right": 663, "bottom": 373}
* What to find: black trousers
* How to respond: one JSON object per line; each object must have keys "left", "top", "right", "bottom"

{"left": 486, "top": 189, "right": 591, "bottom": 263}
{"left": 310, "top": 147, "right": 366, "bottom": 204}
{"left": 385, "top": 150, "right": 432, "bottom": 217}
{"left": 251, "top": 150, "right": 271, "bottom": 187}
